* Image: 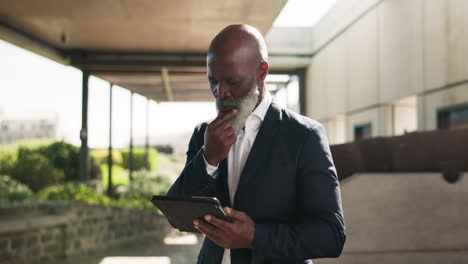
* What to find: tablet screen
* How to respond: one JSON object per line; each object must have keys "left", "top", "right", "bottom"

{"left": 151, "top": 196, "right": 231, "bottom": 233}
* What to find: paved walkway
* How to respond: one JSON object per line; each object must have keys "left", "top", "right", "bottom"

{"left": 49, "top": 233, "right": 204, "bottom": 264}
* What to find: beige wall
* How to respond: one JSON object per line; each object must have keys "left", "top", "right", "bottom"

{"left": 346, "top": 9, "right": 379, "bottom": 112}
{"left": 305, "top": 0, "right": 468, "bottom": 142}
{"left": 326, "top": 36, "right": 348, "bottom": 117}
{"left": 378, "top": 0, "right": 424, "bottom": 102}
{"left": 306, "top": 52, "right": 328, "bottom": 120}
{"left": 321, "top": 115, "right": 346, "bottom": 145}
{"left": 316, "top": 172, "right": 468, "bottom": 264}
{"left": 424, "top": 0, "right": 468, "bottom": 90}
{"left": 392, "top": 103, "right": 417, "bottom": 135}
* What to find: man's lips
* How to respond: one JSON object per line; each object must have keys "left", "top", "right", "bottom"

{"left": 220, "top": 105, "right": 238, "bottom": 113}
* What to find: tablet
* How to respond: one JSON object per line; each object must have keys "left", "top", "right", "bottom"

{"left": 151, "top": 195, "right": 232, "bottom": 233}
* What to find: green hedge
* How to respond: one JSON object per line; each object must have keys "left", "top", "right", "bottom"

{"left": 0, "top": 150, "right": 16, "bottom": 176}
{"left": 90, "top": 149, "right": 124, "bottom": 166}
{"left": 0, "top": 175, "right": 34, "bottom": 203}
{"left": 37, "top": 183, "right": 155, "bottom": 210}
{"left": 124, "top": 170, "right": 172, "bottom": 199}
{"left": 37, "top": 182, "right": 111, "bottom": 205}
{"left": 121, "top": 147, "right": 158, "bottom": 171}
{"left": 10, "top": 148, "right": 65, "bottom": 192}
{"left": 37, "top": 141, "right": 101, "bottom": 182}
{"left": 0, "top": 141, "right": 101, "bottom": 192}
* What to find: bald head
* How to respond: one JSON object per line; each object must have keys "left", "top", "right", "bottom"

{"left": 208, "top": 24, "right": 268, "bottom": 63}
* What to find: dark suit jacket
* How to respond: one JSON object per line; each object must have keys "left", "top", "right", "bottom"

{"left": 167, "top": 101, "right": 346, "bottom": 264}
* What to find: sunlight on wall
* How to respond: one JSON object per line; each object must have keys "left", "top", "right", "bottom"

{"left": 273, "top": 0, "right": 336, "bottom": 27}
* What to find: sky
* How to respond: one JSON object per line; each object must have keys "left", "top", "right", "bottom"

{"left": 273, "top": 0, "right": 336, "bottom": 27}
{"left": 0, "top": 0, "right": 335, "bottom": 149}
{"left": 0, "top": 40, "right": 217, "bottom": 149}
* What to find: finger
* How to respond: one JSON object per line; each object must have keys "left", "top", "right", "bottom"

{"left": 221, "top": 121, "right": 235, "bottom": 131}
{"left": 196, "top": 220, "right": 224, "bottom": 240}
{"left": 199, "top": 229, "right": 224, "bottom": 248}
{"left": 223, "top": 126, "right": 235, "bottom": 135}
{"left": 225, "top": 134, "right": 237, "bottom": 145}
{"left": 194, "top": 223, "right": 217, "bottom": 240}
{"left": 216, "top": 115, "right": 236, "bottom": 131}
{"left": 212, "top": 121, "right": 233, "bottom": 134}
{"left": 212, "top": 109, "right": 238, "bottom": 128}
{"left": 224, "top": 207, "right": 246, "bottom": 221}
{"left": 205, "top": 214, "right": 233, "bottom": 232}
{"left": 216, "top": 126, "right": 235, "bottom": 139}
{"left": 219, "top": 127, "right": 235, "bottom": 140}
{"left": 196, "top": 219, "right": 219, "bottom": 234}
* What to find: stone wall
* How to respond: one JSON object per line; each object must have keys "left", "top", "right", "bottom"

{"left": 0, "top": 202, "right": 172, "bottom": 263}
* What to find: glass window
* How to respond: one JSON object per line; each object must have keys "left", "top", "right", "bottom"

{"left": 437, "top": 104, "right": 468, "bottom": 129}
{"left": 354, "top": 123, "right": 372, "bottom": 141}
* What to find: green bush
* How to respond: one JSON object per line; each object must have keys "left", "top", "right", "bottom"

{"left": 121, "top": 147, "right": 158, "bottom": 171}
{"left": 37, "top": 141, "right": 80, "bottom": 181}
{"left": 37, "top": 141, "right": 101, "bottom": 182}
{"left": 37, "top": 182, "right": 156, "bottom": 210}
{"left": 100, "top": 164, "right": 129, "bottom": 189}
{"left": 124, "top": 170, "right": 173, "bottom": 199}
{"left": 89, "top": 158, "right": 102, "bottom": 181}
{"left": 37, "top": 183, "right": 111, "bottom": 205}
{"left": 10, "top": 147, "right": 65, "bottom": 192}
{"left": 0, "top": 175, "right": 34, "bottom": 203}
{"left": 1, "top": 141, "right": 101, "bottom": 192}
{"left": 0, "top": 150, "right": 16, "bottom": 176}
{"left": 0, "top": 140, "right": 54, "bottom": 177}
{"left": 90, "top": 149, "right": 123, "bottom": 166}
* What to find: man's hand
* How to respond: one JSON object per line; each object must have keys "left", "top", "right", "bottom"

{"left": 203, "top": 109, "right": 238, "bottom": 166}
{"left": 193, "top": 207, "right": 255, "bottom": 249}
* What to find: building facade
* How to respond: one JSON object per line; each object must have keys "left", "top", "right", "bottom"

{"left": 303, "top": 0, "right": 468, "bottom": 144}
{"left": 0, "top": 118, "right": 57, "bottom": 144}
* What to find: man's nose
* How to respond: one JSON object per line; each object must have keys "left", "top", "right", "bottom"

{"left": 218, "top": 82, "right": 231, "bottom": 99}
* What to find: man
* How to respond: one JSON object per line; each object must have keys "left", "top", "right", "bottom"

{"left": 167, "top": 24, "right": 346, "bottom": 264}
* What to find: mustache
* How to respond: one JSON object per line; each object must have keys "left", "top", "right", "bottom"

{"left": 215, "top": 87, "right": 259, "bottom": 112}
{"left": 216, "top": 99, "right": 239, "bottom": 112}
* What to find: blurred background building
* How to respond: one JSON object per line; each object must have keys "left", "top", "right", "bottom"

{"left": 0, "top": 0, "right": 467, "bottom": 264}
{"left": 0, "top": 117, "right": 57, "bottom": 144}
{"left": 300, "top": 0, "right": 468, "bottom": 144}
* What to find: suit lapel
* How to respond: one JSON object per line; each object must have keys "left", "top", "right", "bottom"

{"left": 217, "top": 158, "right": 231, "bottom": 207}
{"left": 232, "top": 101, "right": 282, "bottom": 208}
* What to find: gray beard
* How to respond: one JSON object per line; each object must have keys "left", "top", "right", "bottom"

{"left": 215, "top": 87, "right": 260, "bottom": 134}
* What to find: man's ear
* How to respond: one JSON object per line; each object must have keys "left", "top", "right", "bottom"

{"left": 258, "top": 61, "right": 269, "bottom": 81}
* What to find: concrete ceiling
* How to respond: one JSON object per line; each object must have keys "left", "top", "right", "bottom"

{"left": 0, "top": 0, "right": 298, "bottom": 102}
{"left": 95, "top": 71, "right": 213, "bottom": 102}
{"left": 0, "top": 0, "right": 286, "bottom": 52}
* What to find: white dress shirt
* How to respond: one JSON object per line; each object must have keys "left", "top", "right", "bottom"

{"left": 202, "top": 91, "right": 272, "bottom": 264}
